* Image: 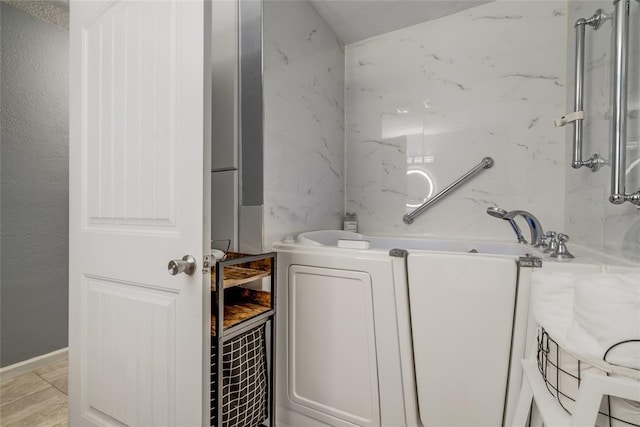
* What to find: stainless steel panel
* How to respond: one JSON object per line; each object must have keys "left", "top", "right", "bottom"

{"left": 211, "top": 0, "right": 239, "bottom": 171}
{"left": 211, "top": 170, "right": 238, "bottom": 251}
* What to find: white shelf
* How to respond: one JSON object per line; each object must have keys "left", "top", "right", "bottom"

{"left": 521, "top": 360, "right": 572, "bottom": 427}
{"left": 521, "top": 359, "right": 640, "bottom": 427}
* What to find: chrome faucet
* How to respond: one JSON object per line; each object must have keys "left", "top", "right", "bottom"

{"left": 486, "top": 207, "right": 528, "bottom": 244}
{"left": 486, "top": 207, "right": 545, "bottom": 247}
{"left": 503, "top": 210, "right": 545, "bottom": 247}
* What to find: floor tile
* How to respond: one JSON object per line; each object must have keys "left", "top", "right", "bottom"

{"left": 0, "top": 372, "right": 51, "bottom": 406}
{"left": 0, "top": 386, "right": 67, "bottom": 427}
{"left": 34, "top": 360, "right": 68, "bottom": 395}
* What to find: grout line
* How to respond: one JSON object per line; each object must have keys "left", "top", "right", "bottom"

{"left": 0, "top": 386, "right": 68, "bottom": 427}
{"left": 0, "top": 358, "right": 69, "bottom": 407}
{"left": 0, "top": 361, "right": 68, "bottom": 427}
{"left": 0, "top": 379, "right": 55, "bottom": 409}
{"left": 32, "top": 372, "right": 68, "bottom": 397}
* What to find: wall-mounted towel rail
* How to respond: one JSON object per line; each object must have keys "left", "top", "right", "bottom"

{"left": 556, "top": 9, "right": 609, "bottom": 172}
{"left": 610, "top": 0, "right": 640, "bottom": 205}
{"left": 403, "top": 157, "right": 494, "bottom": 225}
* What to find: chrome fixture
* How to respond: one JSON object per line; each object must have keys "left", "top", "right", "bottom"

{"left": 542, "top": 231, "right": 559, "bottom": 254}
{"left": 539, "top": 231, "right": 554, "bottom": 251}
{"left": 403, "top": 157, "right": 494, "bottom": 224}
{"left": 168, "top": 255, "right": 197, "bottom": 276}
{"left": 610, "top": 0, "right": 640, "bottom": 205}
{"left": 555, "top": 9, "right": 609, "bottom": 172}
{"left": 486, "top": 207, "right": 527, "bottom": 244}
{"left": 503, "top": 210, "right": 544, "bottom": 247}
{"left": 539, "top": 232, "right": 550, "bottom": 251}
{"left": 486, "top": 207, "right": 545, "bottom": 247}
{"left": 549, "top": 233, "right": 575, "bottom": 261}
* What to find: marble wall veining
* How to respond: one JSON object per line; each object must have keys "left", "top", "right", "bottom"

{"left": 263, "top": 0, "right": 345, "bottom": 247}
{"left": 345, "top": 0, "right": 568, "bottom": 242}
{"left": 565, "top": 1, "right": 640, "bottom": 256}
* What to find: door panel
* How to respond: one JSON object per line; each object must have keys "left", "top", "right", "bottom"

{"left": 83, "top": 1, "right": 177, "bottom": 230}
{"left": 69, "top": 1, "right": 208, "bottom": 425}
{"left": 287, "top": 265, "right": 380, "bottom": 427}
{"left": 83, "top": 276, "right": 177, "bottom": 426}
{"left": 407, "top": 253, "right": 517, "bottom": 427}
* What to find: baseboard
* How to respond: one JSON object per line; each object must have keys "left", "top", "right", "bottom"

{"left": 0, "top": 347, "right": 68, "bottom": 381}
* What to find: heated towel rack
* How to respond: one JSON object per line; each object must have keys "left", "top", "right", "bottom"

{"left": 402, "top": 157, "right": 494, "bottom": 224}
{"left": 610, "top": 0, "right": 640, "bottom": 206}
{"left": 560, "top": 0, "right": 640, "bottom": 206}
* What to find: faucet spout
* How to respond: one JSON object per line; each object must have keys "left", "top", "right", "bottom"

{"left": 502, "top": 210, "right": 545, "bottom": 247}
{"left": 486, "top": 207, "right": 528, "bottom": 244}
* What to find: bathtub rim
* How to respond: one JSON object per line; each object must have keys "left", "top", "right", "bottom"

{"left": 276, "top": 229, "right": 545, "bottom": 259}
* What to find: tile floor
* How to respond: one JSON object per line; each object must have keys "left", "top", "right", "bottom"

{"left": 0, "top": 360, "right": 68, "bottom": 426}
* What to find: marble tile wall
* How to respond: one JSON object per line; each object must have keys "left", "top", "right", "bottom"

{"left": 565, "top": 1, "right": 640, "bottom": 256}
{"left": 345, "top": 0, "right": 568, "bottom": 242}
{"left": 263, "top": 0, "right": 345, "bottom": 248}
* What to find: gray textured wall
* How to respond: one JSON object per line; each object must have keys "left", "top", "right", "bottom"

{"left": 1, "top": 3, "right": 69, "bottom": 367}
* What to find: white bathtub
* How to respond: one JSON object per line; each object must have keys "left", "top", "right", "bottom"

{"left": 295, "top": 229, "right": 539, "bottom": 256}
{"left": 273, "top": 230, "right": 538, "bottom": 427}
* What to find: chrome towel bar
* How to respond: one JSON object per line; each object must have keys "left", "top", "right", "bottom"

{"left": 402, "top": 157, "right": 494, "bottom": 225}
{"left": 555, "top": 9, "right": 609, "bottom": 172}
{"left": 572, "top": 9, "right": 609, "bottom": 171}
{"left": 610, "top": 0, "right": 640, "bottom": 205}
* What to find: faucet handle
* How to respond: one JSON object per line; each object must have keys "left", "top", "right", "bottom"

{"left": 540, "top": 231, "right": 555, "bottom": 247}
{"left": 543, "top": 231, "right": 558, "bottom": 254}
{"left": 539, "top": 233, "right": 549, "bottom": 250}
{"left": 550, "top": 233, "right": 575, "bottom": 261}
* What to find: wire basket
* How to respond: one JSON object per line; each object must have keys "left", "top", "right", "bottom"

{"left": 211, "top": 324, "right": 268, "bottom": 427}
{"left": 537, "top": 327, "right": 640, "bottom": 427}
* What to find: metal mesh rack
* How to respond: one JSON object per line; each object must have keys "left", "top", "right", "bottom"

{"left": 210, "top": 325, "right": 268, "bottom": 427}
{"left": 537, "top": 327, "right": 640, "bottom": 427}
{"left": 211, "top": 252, "right": 276, "bottom": 427}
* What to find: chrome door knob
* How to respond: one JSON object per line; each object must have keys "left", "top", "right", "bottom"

{"left": 168, "top": 255, "right": 197, "bottom": 276}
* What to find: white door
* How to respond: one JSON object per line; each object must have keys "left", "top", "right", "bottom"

{"left": 69, "top": 1, "right": 210, "bottom": 425}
